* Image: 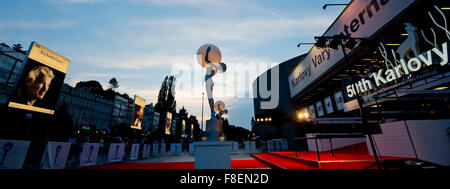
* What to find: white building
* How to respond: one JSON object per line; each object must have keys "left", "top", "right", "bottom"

{"left": 143, "top": 103, "right": 160, "bottom": 133}
{"left": 111, "top": 95, "right": 132, "bottom": 126}
{"left": 57, "top": 83, "right": 114, "bottom": 130}
{"left": 93, "top": 97, "right": 114, "bottom": 130}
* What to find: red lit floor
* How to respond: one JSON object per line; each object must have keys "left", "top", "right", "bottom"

{"left": 252, "top": 142, "right": 407, "bottom": 169}
{"left": 85, "top": 142, "right": 407, "bottom": 169}
{"left": 84, "top": 159, "right": 270, "bottom": 169}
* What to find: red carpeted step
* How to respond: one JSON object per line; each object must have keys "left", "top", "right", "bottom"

{"left": 319, "top": 160, "right": 376, "bottom": 169}
{"left": 85, "top": 162, "right": 195, "bottom": 169}
{"left": 231, "top": 159, "right": 270, "bottom": 169}
{"left": 266, "top": 142, "right": 409, "bottom": 169}
{"left": 250, "top": 153, "right": 318, "bottom": 169}
{"left": 267, "top": 152, "right": 319, "bottom": 167}
{"left": 84, "top": 159, "right": 270, "bottom": 169}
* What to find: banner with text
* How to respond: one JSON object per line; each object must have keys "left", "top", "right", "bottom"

{"left": 40, "top": 142, "right": 71, "bottom": 169}
{"left": 0, "top": 140, "right": 30, "bottom": 169}
{"left": 79, "top": 143, "right": 100, "bottom": 167}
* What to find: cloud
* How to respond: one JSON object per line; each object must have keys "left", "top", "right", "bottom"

{"left": 0, "top": 20, "right": 77, "bottom": 30}
{"left": 54, "top": 0, "right": 108, "bottom": 3}
{"left": 132, "top": 0, "right": 283, "bottom": 18}
{"left": 131, "top": 16, "right": 333, "bottom": 45}
{"left": 73, "top": 72, "right": 147, "bottom": 81}
{"left": 136, "top": 0, "right": 231, "bottom": 7}
{"left": 73, "top": 54, "right": 194, "bottom": 70}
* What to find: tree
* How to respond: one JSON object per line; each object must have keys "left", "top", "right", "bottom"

{"left": 188, "top": 115, "right": 201, "bottom": 140}
{"left": 223, "top": 121, "right": 252, "bottom": 142}
{"left": 102, "top": 88, "right": 116, "bottom": 100}
{"left": 75, "top": 80, "right": 104, "bottom": 94}
{"left": 12, "top": 44, "right": 23, "bottom": 51}
{"left": 51, "top": 103, "right": 74, "bottom": 141}
{"left": 153, "top": 76, "right": 178, "bottom": 139}
{"left": 154, "top": 76, "right": 176, "bottom": 113}
{"left": 108, "top": 77, "right": 119, "bottom": 90}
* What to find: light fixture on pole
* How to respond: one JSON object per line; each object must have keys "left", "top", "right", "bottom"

{"left": 313, "top": 35, "right": 367, "bottom": 50}
{"left": 314, "top": 37, "right": 328, "bottom": 48}
{"left": 328, "top": 35, "right": 341, "bottom": 50}
{"left": 297, "top": 42, "right": 316, "bottom": 48}
{"left": 323, "top": 3, "right": 348, "bottom": 10}
{"left": 344, "top": 38, "right": 358, "bottom": 49}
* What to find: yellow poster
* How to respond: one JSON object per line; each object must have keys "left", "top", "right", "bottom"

{"left": 131, "top": 95, "right": 145, "bottom": 130}
{"left": 165, "top": 112, "right": 172, "bottom": 135}
{"left": 8, "top": 41, "right": 70, "bottom": 115}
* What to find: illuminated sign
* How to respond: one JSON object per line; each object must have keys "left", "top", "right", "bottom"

{"left": 334, "top": 91, "right": 345, "bottom": 111}
{"left": 8, "top": 42, "right": 71, "bottom": 114}
{"left": 182, "top": 120, "right": 186, "bottom": 137}
{"left": 165, "top": 112, "right": 172, "bottom": 135}
{"left": 191, "top": 124, "right": 194, "bottom": 139}
{"left": 324, "top": 96, "right": 334, "bottom": 114}
{"left": 289, "top": 0, "right": 415, "bottom": 98}
{"left": 344, "top": 42, "right": 449, "bottom": 98}
{"left": 130, "top": 95, "right": 145, "bottom": 130}
{"left": 315, "top": 100, "right": 324, "bottom": 117}
{"left": 308, "top": 105, "right": 316, "bottom": 119}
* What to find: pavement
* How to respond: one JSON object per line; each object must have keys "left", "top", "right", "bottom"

{"left": 127, "top": 151, "right": 257, "bottom": 164}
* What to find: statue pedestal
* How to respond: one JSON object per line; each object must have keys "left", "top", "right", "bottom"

{"left": 194, "top": 119, "right": 231, "bottom": 169}
{"left": 194, "top": 141, "right": 231, "bottom": 169}
{"left": 205, "top": 119, "right": 223, "bottom": 141}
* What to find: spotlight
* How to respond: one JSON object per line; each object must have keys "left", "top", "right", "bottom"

{"left": 304, "top": 112, "right": 310, "bottom": 119}
{"left": 345, "top": 38, "right": 358, "bottom": 49}
{"left": 329, "top": 35, "right": 341, "bottom": 50}
{"left": 315, "top": 37, "right": 327, "bottom": 48}
{"left": 297, "top": 112, "right": 304, "bottom": 119}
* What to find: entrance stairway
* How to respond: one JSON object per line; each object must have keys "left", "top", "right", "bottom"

{"left": 250, "top": 153, "right": 318, "bottom": 169}
{"left": 251, "top": 142, "right": 406, "bottom": 169}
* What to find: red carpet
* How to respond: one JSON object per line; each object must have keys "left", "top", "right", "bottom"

{"left": 84, "top": 159, "right": 269, "bottom": 169}
{"left": 85, "top": 143, "right": 408, "bottom": 169}
{"left": 270, "top": 142, "right": 405, "bottom": 161}
{"left": 251, "top": 142, "right": 409, "bottom": 169}
{"left": 251, "top": 153, "right": 317, "bottom": 169}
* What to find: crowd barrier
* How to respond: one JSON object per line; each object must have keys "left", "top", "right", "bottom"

{"left": 0, "top": 139, "right": 260, "bottom": 169}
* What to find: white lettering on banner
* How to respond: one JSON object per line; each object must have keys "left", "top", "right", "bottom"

{"left": 291, "top": 64, "right": 312, "bottom": 87}
{"left": 289, "top": 0, "right": 416, "bottom": 98}
{"left": 345, "top": 42, "right": 449, "bottom": 98}
{"left": 312, "top": 49, "right": 331, "bottom": 68}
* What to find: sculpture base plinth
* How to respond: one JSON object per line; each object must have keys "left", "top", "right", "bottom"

{"left": 206, "top": 119, "right": 223, "bottom": 141}
{"left": 194, "top": 141, "right": 232, "bottom": 169}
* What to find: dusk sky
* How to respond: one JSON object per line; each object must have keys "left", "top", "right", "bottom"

{"left": 1, "top": 0, "right": 347, "bottom": 130}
